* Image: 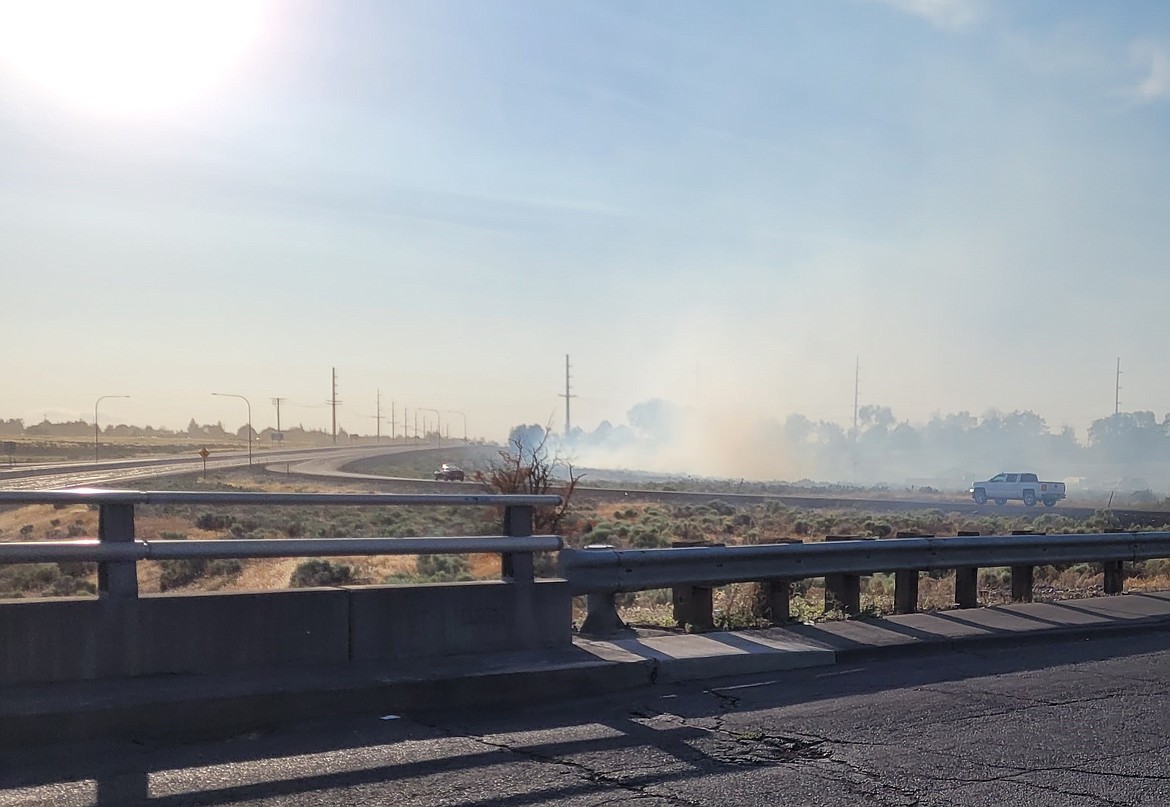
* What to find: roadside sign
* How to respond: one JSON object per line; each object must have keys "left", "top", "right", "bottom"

{"left": 199, "top": 448, "right": 210, "bottom": 459}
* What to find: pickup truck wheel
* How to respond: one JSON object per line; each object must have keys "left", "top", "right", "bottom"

{"left": 994, "top": 499, "right": 1007, "bottom": 506}
{"left": 1043, "top": 498, "right": 1057, "bottom": 508}
{"left": 1023, "top": 490, "right": 1037, "bottom": 507}
{"left": 972, "top": 489, "right": 987, "bottom": 505}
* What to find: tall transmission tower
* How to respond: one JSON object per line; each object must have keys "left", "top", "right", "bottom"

{"left": 559, "top": 354, "right": 576, "bottom": 436}
{"left": 1115, "top": 357, "right": 1122, "bottom": 416}
{"left": 853, "top": 356, "right": 860, "bottom": 436}
{"left": 851, "top": 357, "right": 860, "bottom": 481}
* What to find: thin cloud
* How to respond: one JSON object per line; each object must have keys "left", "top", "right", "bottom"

{"left": 1129, "top": 40, "right": 1170, "bottom": 103}
{"left": 870, "top": 0, "right": 984, "bottom": 30}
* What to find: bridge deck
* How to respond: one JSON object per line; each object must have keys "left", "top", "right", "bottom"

{"left": 5, "top": 590, "right": 1170, "bottom": 748}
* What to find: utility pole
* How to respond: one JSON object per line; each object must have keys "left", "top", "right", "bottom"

{"left": 391, "top": 401, "right": 397, "bottom": 440}
{"left": 1115, "top": 357, "right": 1122, "bottom": 416}
{"left": 375, "top": 390, "right": 382, "bottom": 442}
{"left": 853, "top": 356, "right": 860, "bottom": 436}
{"left": 851, "top": 357, "right": 860, "bottom": 481}
{"left": 329, "top": 367, "right": 341, "bottom": 445}
{"left": 271, "top": 398, "right": 286, "bottom": 434}
{"left": 559, "top": 354, "right": 576, "bottom": 436}
{"left": 420, "top": 408, "right": 441, "bottom": 449}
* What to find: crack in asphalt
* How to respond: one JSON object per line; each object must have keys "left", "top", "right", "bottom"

{"left": 911, "top": 685, "right": 1162, "bottom": 724}
{"left": 630, "top": 701, "right": 831, "bottom": 768}
{"left": 798, "top": 763, "right": 921, "bottom": 807}
{"left": 703, "top": 688, "right": 741, "bottom": 710}
{"left": 994, "top": 778, "right": 1134, "bottom": 806}
{"left": 922, "top": 741, "right": 1170, "bottom": 787}
{"left": 427, "top": 725, "right": 706, "bottom": 807}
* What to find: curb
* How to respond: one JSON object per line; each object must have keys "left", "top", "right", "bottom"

{"left": 828, "top": 614, "right": 1170, "bottom": 663}
{"left": 7, "top": 612, "right": 1170, "bottom": 749}
{"left": 0, "top": 658, "right": 658, "bottom": 748}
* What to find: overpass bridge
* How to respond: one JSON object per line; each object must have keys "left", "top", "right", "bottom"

{"left": 4, "top": 488, "right": 1170, "bottom": 747}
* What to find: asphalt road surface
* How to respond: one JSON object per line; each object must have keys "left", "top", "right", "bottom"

{"left": 5, "top": 631, "right": 1170, "bottom": 807}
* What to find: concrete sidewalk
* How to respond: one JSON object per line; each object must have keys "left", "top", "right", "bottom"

{"left": 5, "top": 591, "right": 1170, "bottom": 747}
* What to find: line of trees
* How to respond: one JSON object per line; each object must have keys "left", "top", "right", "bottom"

{"left": 555, "top": 401, "right": 1170, "bottom": 489}
{"left": 0, "top": 418, "right": 343, "bottom": 443}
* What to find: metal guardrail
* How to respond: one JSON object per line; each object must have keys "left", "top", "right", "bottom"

{"left": 0, "top": 489, "right": 561, "bottom": 506}
{"left": 558, "top": 533, "right": 1170, "bottom": 593}
{"left": 0, "top": 536, "right": 562, "bottom": 564}
{"left": 7, "top": 489, "right": 1165, "bottom": 643}
{"left": 0, "top": 488, "right": 564, "bottom": 599}
{"left": 559, "top": 532, "right": 1170, "bottom": 636}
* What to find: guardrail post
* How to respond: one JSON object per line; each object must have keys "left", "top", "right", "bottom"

{"left": 673, "top": 585, "right": 715, "bottom": 632}
{"left": 580, "top": 592, "right": 632, "bottom": 638}
{"left": 955, "top": 568, "right": 979, "bottom": 608}
{"left": 501, "top": 503, "right": 540, "bottom": 649}
{"left": 98, "top": 502, "right": 138, "bottom": 600}
{"left": 502, "top": 505, "right": 534, "bottom": 584}
{"left": 954, "top": 531, "right": 980, "bottom": 608}
{"left": 1010, "top": 565, "right": 1034, "bottom": 603}
{"left": 671, "top": 541, "right": 717, "bottom": 631}
{"left": 1103, "top": 561, "right": 1124, "bottom": 595}
{"left": 891, "top": 532, "right": 929, "bottom": 615}
{"left": 576, "top": 545, "right": 634, "bottom": 639}
{"left": 824, "top": 536, "right": 864, "bottom": 616}
{"left": 754, "top": 538, "right": 801, "bottom": 624}
{"left": 1009, "top": 531, "right": 1041, "bottom": 603}
{"left": 759, "top": 580, "right": 792, "bottom": 623}
{"left": 893, "top": 571, "right": 918, "bottom": 614}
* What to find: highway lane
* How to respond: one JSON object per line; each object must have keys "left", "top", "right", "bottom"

{"left": 571, "top": 487, "right": 1170, "bottom": 525}
{"left": 0, "top": 446, "right": 429, "bottom": 492}
{"left": 3, "top": 630, "right": 1170, "bottom": 806}
{"left": 6, "top": 443, "right": 1170, "bottom": 528}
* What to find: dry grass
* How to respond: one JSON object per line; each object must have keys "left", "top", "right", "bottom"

{"left": 0, "top": 504, "right": 95, "bottom": 540}
{"left": 6, "top": 469, "right": 1170, "bottom": 618}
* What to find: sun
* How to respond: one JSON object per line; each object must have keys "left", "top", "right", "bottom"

{"left": 0, "top": 0, "right": 268, "bottom": 117}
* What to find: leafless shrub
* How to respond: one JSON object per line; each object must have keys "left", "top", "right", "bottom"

{"left": 475, "top": 426, "right": 581, "bottom": 535}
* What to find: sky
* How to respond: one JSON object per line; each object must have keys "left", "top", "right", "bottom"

{"left": 2, "top": 0, "right": 1170, "bottom": 460}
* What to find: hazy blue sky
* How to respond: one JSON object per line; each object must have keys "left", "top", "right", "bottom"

{"left": 2, "top": 0, "right": 1169, "bottom": 447}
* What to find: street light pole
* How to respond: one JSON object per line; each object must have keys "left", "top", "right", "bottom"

{"left": 94, "top": 395, "right": 130, "bottom": 462}
{"left": 420, "top": 408, "right": 441, "bottom": 449}
{"left": 212, "top": 392, "right": 252, "bottom": 465}
{"left": 446, "top": 410, "right": 467, "bottom": 442}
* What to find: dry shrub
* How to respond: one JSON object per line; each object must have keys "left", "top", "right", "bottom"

{"left": 475, "top": 428, "right": 580, "bottom": 535}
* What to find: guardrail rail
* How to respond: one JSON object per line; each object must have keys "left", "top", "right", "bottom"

{"left": 0, "top": 488, "right": 565, "bottom": 598}
{"left": 559, "top": 531, "right": 1170, "bottom": 636}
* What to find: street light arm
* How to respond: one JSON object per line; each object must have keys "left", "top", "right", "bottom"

{"left": 212, "top": 393, "right": 253, "bottom": 466}
{"left": 446, "top": 410, "right": 467, "bottom": 441}
{"left": 94, "top": 395, "right": 130, "bottom": 462}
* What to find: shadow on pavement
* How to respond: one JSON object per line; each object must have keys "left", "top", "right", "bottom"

{"left": 5, "top": 628, "right": 1170, "bottom": 806}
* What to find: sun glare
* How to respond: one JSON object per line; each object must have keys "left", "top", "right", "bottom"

{"left": 0, "top": 0, "right": 267, "bottom": 117}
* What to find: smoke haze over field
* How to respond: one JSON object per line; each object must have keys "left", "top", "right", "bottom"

{"left": 2, "top": 2, "right": 1170, "bottom": 455}
{"left": 533, "top": 400, "right": 1170, "bottom": 495}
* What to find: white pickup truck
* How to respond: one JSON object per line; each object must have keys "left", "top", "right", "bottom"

{"left": 970, "top": 473, "right": 1066, "bottom": 507}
